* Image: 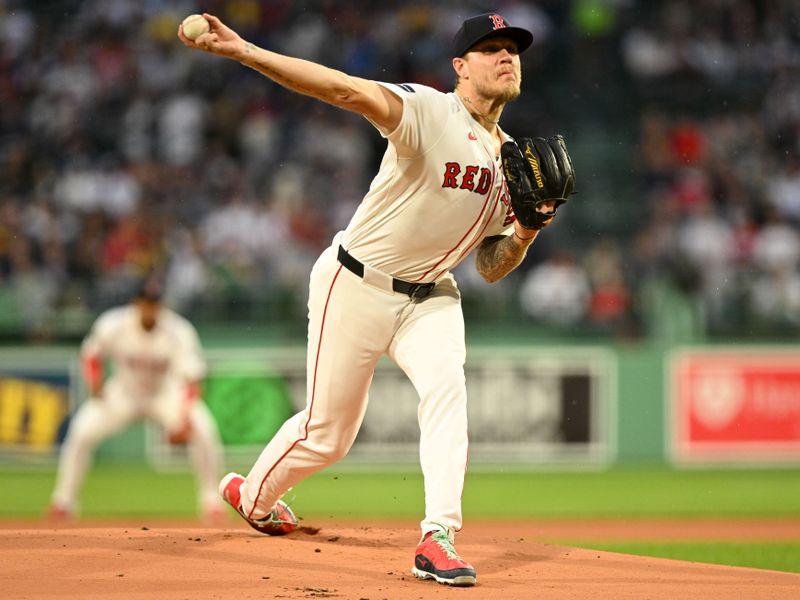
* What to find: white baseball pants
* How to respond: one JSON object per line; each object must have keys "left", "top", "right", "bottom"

{"left": 51, "top": 380, "right": 223, "bottom": 515}
{"left": 240, "top": 241, "right": 469, "bottom": 536}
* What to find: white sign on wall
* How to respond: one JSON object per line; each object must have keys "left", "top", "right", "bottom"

{"left": 183, "top": 346, "right": 617, "bottom": 467}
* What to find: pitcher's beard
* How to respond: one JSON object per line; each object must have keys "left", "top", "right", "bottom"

{"left": 474, "top": 78, "right": 521, "bottom": 105}
{"left": 498, "top": 84, "right": 521, "bottom": 104}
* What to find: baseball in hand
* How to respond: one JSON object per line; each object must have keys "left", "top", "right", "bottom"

{"left": 181, "top": 14, "right": 210, "bottom": 41}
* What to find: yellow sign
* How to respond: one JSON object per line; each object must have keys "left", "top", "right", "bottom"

{"left": 0, "top": 378, "right": 68, "bottom": 450}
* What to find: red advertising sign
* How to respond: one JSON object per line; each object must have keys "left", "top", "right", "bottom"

{"left": 670, "top": 349, "right": 800, "bottom": 462}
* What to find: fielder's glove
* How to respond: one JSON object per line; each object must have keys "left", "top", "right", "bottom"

{"left": 501, "top": 135, "right": 576, "bottom": 230}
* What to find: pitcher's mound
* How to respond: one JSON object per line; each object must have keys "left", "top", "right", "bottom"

{"left": 1, "top": 519, "right": 798, "bottom": 599}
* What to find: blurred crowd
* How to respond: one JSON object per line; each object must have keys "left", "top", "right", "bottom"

{"left": 622, "top": 0, "right": 800, "bottom": 337}
{"left": 0, "top": 0, "right": 799, "bottom": 342}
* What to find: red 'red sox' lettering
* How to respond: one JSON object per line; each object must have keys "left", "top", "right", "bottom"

{"left": 441, "top": 163, "right": 492, "bottom": 195}
{"left": 460, "top": 165, "right": 479, "bottom": 190}
{"left": 442, "top": 162, "right": 461, "bottom": 188}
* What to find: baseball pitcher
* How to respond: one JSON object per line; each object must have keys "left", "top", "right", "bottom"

{"left": 179, "top": 11, "right": 575, "bottom": 586}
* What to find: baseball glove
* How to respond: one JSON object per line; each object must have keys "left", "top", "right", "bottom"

{"left": 501, "top": 135, "right": 576, "bottom": 230}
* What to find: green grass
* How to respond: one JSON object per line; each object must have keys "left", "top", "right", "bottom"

{"left": 3, "top": 465, "right": 799, "bottom": 574}
{"left": 3, "top": 464, "right": 800, "bottom": 519}
{"left": 289, "top": 467, "right": 800, "bottom": 519}
{"left": 463, "top": 468, "right": 800, "bottom": 518}
{"left": 1, "top": 465, "right": 200, "bottom": 517}
{"left": 561, "top": 542, "right": 800, "bottom": 574}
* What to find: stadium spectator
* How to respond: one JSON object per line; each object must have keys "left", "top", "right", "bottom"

{"left": 2, "top": 0, "right": 800, "bottom": 340}
{"left": 519, "top": 252, "right": 591, "bottom": 329}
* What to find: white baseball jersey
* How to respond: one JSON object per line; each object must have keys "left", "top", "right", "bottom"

{"left": 343, "top": 83, "right": 515, "bottom": 283}
{"left": 52, "top": 304, "right": 223, "bottom": 517}
{"left": 239, "top": 82, "right": 519, "bottom": 537}
{"left": 81, "top": 304, "right": 206, "bottom": 398}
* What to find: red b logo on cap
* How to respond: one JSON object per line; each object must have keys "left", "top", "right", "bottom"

{"left": 490, "top": 15, "right": 506, "bottom": 30}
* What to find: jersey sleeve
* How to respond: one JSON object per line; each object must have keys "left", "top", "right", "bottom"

{"left": 80, "top": 309, "right": 118, "bottom": 359}
{"left": 368, "top": 83, "right": 452, "bottom": 158}
{"left": 171, "top": 314, "right": 207, "bottom": 382}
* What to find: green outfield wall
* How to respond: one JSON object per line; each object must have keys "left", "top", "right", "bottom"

{"left": 615, "top": 344, "right": 665, "bottom": 462}
{"left": 2, "top": 341, "right": 798, "bottom": 467}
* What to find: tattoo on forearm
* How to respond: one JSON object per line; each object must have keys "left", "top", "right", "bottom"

{"left": 475, "top": 235, "right": 529, "bottom": 283}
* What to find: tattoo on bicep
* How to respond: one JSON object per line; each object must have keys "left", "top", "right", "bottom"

{"left": 475, "top": 235, "right": 527, "bottom": 282}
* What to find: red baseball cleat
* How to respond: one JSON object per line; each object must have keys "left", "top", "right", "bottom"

{"left": 201, "top": 503, "right": 228, "bottom": 525}
{"left": 412, "top": 529, "right": 477, "bottom": 586}
{"left": 219, "top": 472, "right": 298, "bottom": 536}
{"left": 45, "top": 504, "right": 74, "bottom": 523}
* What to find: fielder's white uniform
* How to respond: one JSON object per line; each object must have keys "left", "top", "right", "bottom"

{"left": 51, "top": 304, "right": 224, "bottom": 517}
{"left": 240, "top": 84, "right": 515, "bottom": 536}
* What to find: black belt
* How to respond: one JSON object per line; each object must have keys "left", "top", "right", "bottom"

{"left": 337, "top": 245, "right": 436, "bottom": 299}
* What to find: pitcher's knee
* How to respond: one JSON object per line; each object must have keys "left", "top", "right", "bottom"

{"left": 312, "top": 440, "right": 351, "bottom": 465}
{"left": 304, "top": 428, "right": 355, "bottom": 465}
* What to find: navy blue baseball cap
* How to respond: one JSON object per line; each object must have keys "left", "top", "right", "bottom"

{"left": 452, "top": 13, "right": 534, "bottom": 57}
{"left": 133, "top": 275, "right": 163, "bottom": 302}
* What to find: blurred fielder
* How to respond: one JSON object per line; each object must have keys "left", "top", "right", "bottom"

{"left": 49, "top": 280, "right": 225, "bottom": 521}
{"left": 179, "top": 11, "right": 574, "bottom": 586}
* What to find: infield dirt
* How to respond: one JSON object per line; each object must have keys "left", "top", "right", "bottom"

{"left": 2, "top": 519, "right": 799, "bottom": 599}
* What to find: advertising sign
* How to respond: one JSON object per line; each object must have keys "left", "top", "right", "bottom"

{"left": 670, "top": 348, "right": 800, "bottom": 463}
{"left": 188, "top": 346, "right": 616, "bottom": 466}
{"left": 0, "top": 349, "right": 76, "bottom": 457}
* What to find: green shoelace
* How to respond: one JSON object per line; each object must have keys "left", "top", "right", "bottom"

{"left": 431, "top": 530, "right": 460, "bottom": 561}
